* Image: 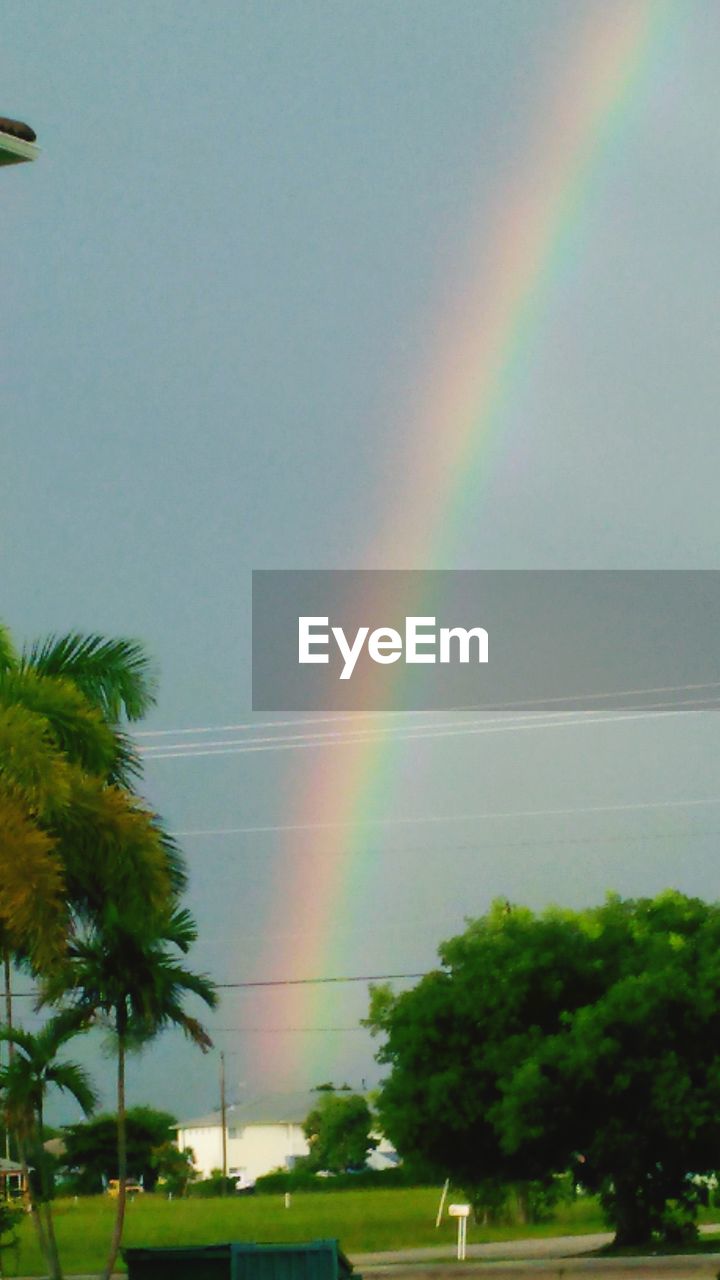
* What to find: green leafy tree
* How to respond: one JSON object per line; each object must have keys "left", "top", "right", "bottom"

{"left": 42, "top": 906, "right": 217, "bottom": 1280}
{"left": 368, "top": 892, "right": 720, "bottom": 1246}
{"left": 62, "top": 1106, "right": 178, "bottom": 1193}
{"left": 0, "top": 1013, "right": 97, "bottom": 1280}
{"left": 304, "top": 1090, "right": 378, "bottom": 1173}
{"left": 151, "top": 1141, "right": 197, "bottom": 1196}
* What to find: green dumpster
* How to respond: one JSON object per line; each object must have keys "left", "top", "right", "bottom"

{"left": 122, "top": 1244, "right": 228, "bottom": 1274}
{"left": 123, "top": 1237, "right": 358, "bottom": 1280}
{"left": 123, "top": 1242, "right": 232, "bottom": 1280}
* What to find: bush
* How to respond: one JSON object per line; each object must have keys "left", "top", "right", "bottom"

{"left": 254, "top": 1165, "right": 425, "bottom": 1195}
{"left": 188, "top": 1170, "right": 238, "bottom": 1198}
{"left": 0, "top": 1201, "right": 22, "bottom": 1240}
{"left": 526, "top": 1175, "right": 575, "bottom": 1223}
{"left": 466, "top": 1177, "right": 573, "bottom": 1226}
{"left": 657, "top": 1201, "right": 698, "bottom": 1245}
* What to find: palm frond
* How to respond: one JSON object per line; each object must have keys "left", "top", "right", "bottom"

{"left": 55, "top": 778, "right": 175, "bottom": 923}
{"left": 40, "top": 909, "right": 217, "bottom": 1064}
{"left": 0, "top": 1024, "right": 42, "bottom": 1059}
{"left": 1, "top": 669, "right": 119, "bottom": 777}
{"left": 0, "top": 623, "right": 18, "bottom": 674}
{"left": 45, "top": 1061, "right": 98, "bottom": 1116}
{"left": 108, "top": 728, "right": 143, "bottom": 788}
{"left": 165, "top": 907, "right": 198, "bottom": 954}
{"left": 23, "top": 634, "right": 157, "bottom": 723}
{"left": 35, "top": 1007, "right": 95, "bottom": 1051}
{"left": 165, "top": 964, "right": 218, "bottom": 1010}
{"left": 0, "top": 802, "right": 67, "bottom": 968}
{"left": 156, "top": 827, "right": 188, "bottom": 897}
{"left": 0, "top": 1017, "right": 97, "bottom": 1141}
{"left": 0, "top": 703, "right": 71, "bottom": 819}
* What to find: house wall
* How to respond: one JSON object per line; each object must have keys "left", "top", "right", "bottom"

{"left": 177, "top": 1122, "right": 310, "bottom": 1183}
{"left": 227, "top": 1123, "right": 310, "bottom": 1184}
{"left": 176, "top": 1125, "right": 225, "bottom": 1179}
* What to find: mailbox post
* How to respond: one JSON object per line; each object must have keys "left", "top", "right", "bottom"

{"left": 448, "top": 1203, "right": 470, "bottom": 1260}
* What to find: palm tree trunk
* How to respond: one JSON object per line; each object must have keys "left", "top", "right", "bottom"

{"left": 4, "top": 950, "right": 12, "bottom": 1055}
{"left": 42, "top": 1199, "right": 63, "bottom": 1280}
{"left": 4, "top": 948, "right": 12, "bottom": 1162}
{"left": 16, "top": 1135, "right": 51, "bottom": 1277}
{"left": 103, "top": 1024, "right": 127, "bottom": 1280}
{"left": 37, "top": 1098, "right": 63, "bottom": 1280}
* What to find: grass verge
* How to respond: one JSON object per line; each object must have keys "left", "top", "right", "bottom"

{"left": 3, "top": 1188, "right": 608, "bottom": 1276}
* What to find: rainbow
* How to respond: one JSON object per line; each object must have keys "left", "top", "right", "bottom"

{"left": 259, "top": 0, "right": 679, "bottom": 1080}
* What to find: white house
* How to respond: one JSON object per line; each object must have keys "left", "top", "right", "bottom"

{"left": 175, "top": 1090, "right": 397, "bottom": 1186}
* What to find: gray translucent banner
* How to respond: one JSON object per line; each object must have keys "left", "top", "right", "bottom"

{"left": 251, "top": 570, "right": 720, "bottom": 712}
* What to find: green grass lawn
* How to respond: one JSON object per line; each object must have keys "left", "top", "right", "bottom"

{"left": 3, "top": 1188, "right": 607, "bottom": 1276}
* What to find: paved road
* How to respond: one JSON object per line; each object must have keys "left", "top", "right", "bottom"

{"left": 354, "top": 1231, "right": 615, "bottom": 1265}
{"left": 353, "top": 1225, "right": 720, "bottom": 1280}
{"left": 358, "top": 1262, "right": 720, "bottom": 1280}
{"left": 24, "top": 1265, "right": 720, "bottom": 1280}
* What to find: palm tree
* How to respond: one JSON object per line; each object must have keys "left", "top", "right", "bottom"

{"left": 0, "top": 1013, "right": 97, "bottom": 1280}
{"left": 0, "top": 620, "right": 184, "bottom": 1197}
{"left": 0, "top": 621, "right": 199, "bottom": 1279}
{"left": 0, "top": 620, "right": 185, "bottom": 973}
{"left": 42, "top": 907, "right": 217, "bottom": 1280}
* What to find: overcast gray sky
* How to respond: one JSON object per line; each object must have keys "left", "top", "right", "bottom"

{"left": 4, "top": 0, "right": 720, "bottom": 1123}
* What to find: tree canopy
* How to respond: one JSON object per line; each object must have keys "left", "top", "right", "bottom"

{"left": 303, "top": 1089, "right": 378, "bottom": 1174}
{"left": 368, "top": 892, "right": 720, "bottom": 1244}
{"left": 62, "top": 1107, "right": 178, "bottom": 1193}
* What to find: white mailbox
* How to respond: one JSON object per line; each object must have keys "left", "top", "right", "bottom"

{"left": 448, "top": 1204, "right": 470, "bottom": 1259}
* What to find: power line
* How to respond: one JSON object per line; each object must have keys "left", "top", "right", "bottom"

{"left": 135, "top": 712, "right": 436, "bottom": 738}
{"left": 138, "top": 710, "right": 552, "bottom": 754}
{"left": 10, "top": 970, "right": 428, "bottom": 1001}
{"left": 171, "top": 795, "right": 720, "bottom": 839}
{"left": 139, "top": 700, "right": 720, "bottom": 762}
{"left": 184, "top": 829, "right": 720, "bottom": 858}
{"left": 212, "top": 1026, "right": 364, "bottom": 1033}
{"left": 213, "top": 973, "right": 426, "bottom": 989}
{"left": 133, "top": 682, "right": 720, "bottom": 740}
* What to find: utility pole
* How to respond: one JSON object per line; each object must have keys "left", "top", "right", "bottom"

{"left": 220, "top": 1051, "right": 227, "bottom": 1194}
{"left": 4, "top": 951, "right": 12, "bottom": 1160}
{"left": 1, "top": 112, "right": 37, "bottom": 1164}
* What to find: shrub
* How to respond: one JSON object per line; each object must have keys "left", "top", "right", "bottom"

{"left": 254, "top": 1165, "right": 425, "bottom": 1195}
{"left": 657, "top": 1201, "right": 698, "bottom": 1245}
{"left": 188, "top": 1169, "right": 238, "bottom": 1198}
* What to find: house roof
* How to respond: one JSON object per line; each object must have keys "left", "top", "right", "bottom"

{"left": 177, "top": 1089, "right": 357, "bottom": 1131}
{"left": 44, "top": 1137, "right": 67, "bottom": 1158}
